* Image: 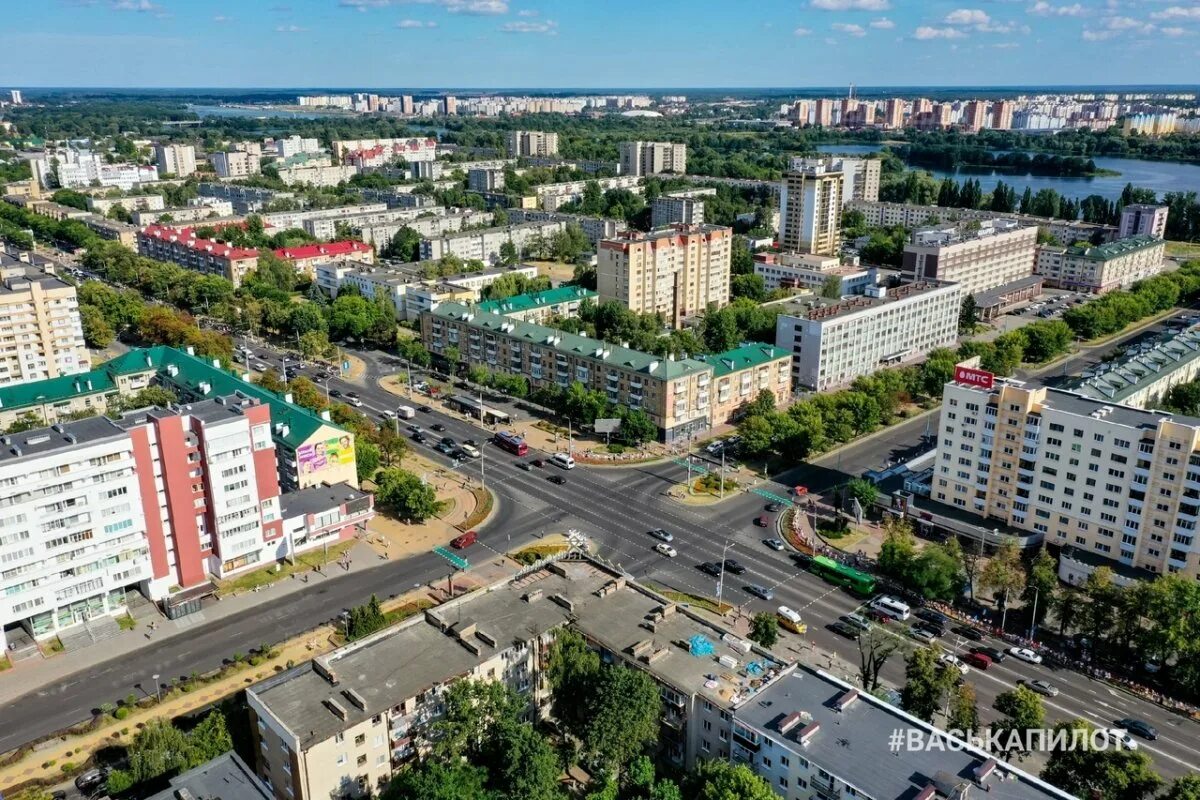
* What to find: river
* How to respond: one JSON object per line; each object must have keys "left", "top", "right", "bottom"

{"left": 815, "top": 143, "right": 1200, "bottom": 203}
{"left": 186, "top": 103, "right": 346, "bottom": 120}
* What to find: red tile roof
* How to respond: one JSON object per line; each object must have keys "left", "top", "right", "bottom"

{"left": 274, "top": 240, "right": 372, "bottom": 261}
{"left": 139, "top": 224, "right": 259, "bottom": 260}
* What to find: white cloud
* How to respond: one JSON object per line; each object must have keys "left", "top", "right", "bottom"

{"left": 993, "top": 41, "right": 1020, "bottom": 48}
{"left": 517, "top": 8, "right": 537, "bottom": 15}
{"left": 338, "top": 0, "right": 392, "bottom": 8}
{"left": 1027, "top": 2, "right": 1085, "bottom": 17}
{"left": 396, "top": 18, "right": 436, "bottom": 27}
{"left": 500, "top": 18, "right": 556, "bottom": 32}
{"left": 111, "top": 0, "right": 160, "bottom": 11}
{"left": 1082, "top": 28, "right": 1115, "bottom": 40}
{"left": 793, "top": 26, "right": 813, "bottom": 35}
{"left": 446, "top": 0, "right": 508, "bottom": 13}
{"left": 944, "top": 8, "right": 990, "bottom": 25}
{"left": 213, "top": 14, "right": 230, "bottom": 21}
{"left": 913, "top": 25, "right": 967, "bottom": 39}
{"left": 869, "top": 17, "right": 894, "bottom": 28}
{"left": 1151, "top": 6, "right": 1200, "bottom": 21}
{"left": 832, "top": 22, "right": 867, "bottom": 35}
{"left": 810, "top": 0, "right": 890, "bottom": 10}
{"left": 1161, "top": 25, "right": 1189, "bottom": 36}
{"left": 276, "top": 23, "right": 307, "bottom": 32}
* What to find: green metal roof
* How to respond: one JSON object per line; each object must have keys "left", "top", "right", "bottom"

{"left": 432, "top": 302, "right": 710, "bottom": 380}
{"left": 0, "top": 368, "right": 119, "bottom": 413}
{"left": 477, "top": 286, "right": 597, "bottom": 316}
{"left": 1066, "top": 234, "right": 1162, "bottom": 261}
{"left": 703, "top": 344, "right": 790, "bottom": 378}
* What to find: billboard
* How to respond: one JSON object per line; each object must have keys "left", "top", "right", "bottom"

{"left": 297, "top": 435, "right": 355, "bottom": 476}
{"left": 954, "top": 365, "right": 994, "bottom": 390}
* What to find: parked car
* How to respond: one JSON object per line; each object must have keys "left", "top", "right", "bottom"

{"left": 745, "top": 584, "right": 774, "bottom": 601}
{"left": 840, "top": 613, "right": 871, "bottom": 631}
{"left": 972, "top": 646, "right": 1006, "bottom": 663}
{"left": 1116, "top": 718, "right": 1159, "bottom": 740}
{"left": 763, "top": 538, "right": 785, "bottom": 551}
{"left": 916, "top": 608, "right": 949, "bottom": 628}
{"left": 698, "top": 562, "right": 723, "bottom": 577}
{"left": 939, "top": 653, "right": 970, "bottom": 675}
{"left": 547, "top": 474, "right": 566, "bottom": 485}
{"left": 450, "top": 530, "right": 477, "bottom": 549}
{"left": 828, "top": 621, "right": 861, "bottom": 640}
{"left": 75, "top": 768, "right": 109, "bottom": 795}
{"left": 1008, "top": 647, "right": 1043, "bottom": 664}
{"left": 1022, "top": 679, "right": 1060, "bottom": 697}
{"left": 722, "top": 559, "right": 746, "bottom": 575}
{"left": 654, "top": 543, "right": 678, "bottom": 558}
{"left": 952, "top": 624, "right": 985, "bottom": 642}
{"left": 648, "top": 528, "right": 674, "bottom": 543}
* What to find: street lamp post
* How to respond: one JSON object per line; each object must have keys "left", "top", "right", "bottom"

{"left": 1027, "top": 586, "right": 1040, "bottom": 641}
{"left": 151, "top": 673, "right": 161, "bottom": 703}
{"left": 478, "top": 389, "right": 486, "bottom": 490}
{"left": 715, "top": 541, "right": 732, "bottom": 608}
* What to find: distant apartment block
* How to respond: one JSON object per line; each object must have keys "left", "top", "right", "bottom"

{"left": 275, "top": 241, "right": 374, "bottom": 278}
{"left": 534, "top": 175, "right": 641, "bottom": 212}
{"left": 467, "top": 168, "right": 505, "bottom": 193}
{"left": 598, "top": 224, "right": 733, "bottom": 328}
{"left": 331, "top": 137, "right": 437, "bottom": 162}
{"left": 792, "top": 156, "right": 880, "bottom": 204}
{"left": 137, "top": 224, "right": 260, "bottom": 286}
{"left": 753, "top": 251, "right": 876, "bottom": 295}
{"left": 32, "top": 150, "right": 158, "bottom": 191}
{"left": 132, "top": 201, "right": 235, "bottom": 227}
{"left": 506, "top": 208, "right": 627, "bottom": 244}
{"left": 419, "top": 220, "right": 569, "bottom": 265}
{"left": 902, "top": 218, "right": 1037, "bottom": 296}
{"left": 1035, "top": 235, "right": 1166, "bottom": 294}
{"left": 780, "top": 160, "right": 843, "bottom": 256}
{"left": 506, "top": 130, "right": 559, "bottom": 158}
{"left": 0, "top": 254, "right": 88, "bottom": 387}
{"left": 846, "top": 200, "right": 1118, "bottom": 246}
{"left": 1119, "top": 204, "right": 1169, "bottom": 240}
{"left": 774, "top": 280, "right": 961, "bottom": 391}
{"left": 273, "top": 136, "right": 322, "bottom": 159}
{"left": 651, "top": 188, "right": 714, "bottom": 227}
{"left": 355, "top": 209, "right": 488, "bottom": 248}
{"left": 477, "top": 285, "right": 598, "bottom": 323}
{"left": 80, "top": 215, "right": 138, "bottom": 247}
{"left": 619, "top": 141, "right": 687, "bottom": 177}
{"left": 198, "top": 183, "right": 295, "bottom": 214}
{"left": 210, "top": 150, "right": 262, "bottom": 179}
{"left": 276, "top": 164, "right": 359, "bottom": 188}
{"left": 154, "top": 143, "right": 197, "bottom": 177}
{"left": 86, "top": 194, "right": 165, "bottom": 216}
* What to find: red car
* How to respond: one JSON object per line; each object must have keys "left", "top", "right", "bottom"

{"left": 964, "top": 652, "right": 992, "bottom": 670}
{"left": 754, "top": 516, "right": 770, "bottom": 527}
{"left": 450, "top": 530, "right": 477, "bottom": 549}
{"left": 866, "top": 608, "right": 892, "bottom": 624}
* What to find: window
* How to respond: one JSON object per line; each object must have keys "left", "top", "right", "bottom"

{"left": 354, "top": 733, "right": 366, "bottom": 746}
{"left": 334, "top": 733, "right": 345, "bottom": 744}
{"left": 356, "top": 754, "right": 367, "bottom": 767}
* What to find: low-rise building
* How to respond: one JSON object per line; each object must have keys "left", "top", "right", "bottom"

{"left": 1034, "top": 235, "right": 1166, "bottom": 293}
{"left": 902, "top": 218, "right": 1037, "bottom": 296}
{"left": 651, "top": 188, "right": 714, "bottom": 227}
{"left": 86, "top": 194, "right": 165, "bottom": 216}
{"left": 0, "top": 255, "right": 89, "bottom": 387}
{"left": 277, "top": 164, "right": 359, "bottom": 188}
{"left": 1070, "top": 322, "right": 1200, "bottom": 409}
{"left": 773, "top": 280, "right": 961, "bottom": 391}
{"left": 477, "top": 285, "right": 598, "bottom": 323}
{"left": 132, "top": 202, "right": 237, "bottom": 226}
{"left": 972, "top": 275, "right": 1044, "bottom": 320}
{"left": 314, "top": 262, "right": 536, "bottom": 321}
{"left": 145, "top": 753, "right": 271, "bottom": 800}
{"left": 356, "top": 209, "right": 486, "bottom": 247}
{"left": 703, "top": 344, "right": 792, "bottom": 424}
{"left": 332, "top": 137, "right": 437, "bottom": 162}
{"left": 80, "top": 214, "right": 138, "bottom": 247}
{"left": 274, "top": 240, "right": 375, "bottom": 277}
{"left": 846, "top": 199, "right": 1118, "bottom": 245}
{"left": 505, "top": 208, "right": 627, "bottom": 244}
{"left": 137, "top": 224, "right": 260, "bottom": 286}
{"left": 198, "top": 183, "right": 294, "bottom": 214}
{"left": 753, "top": 251, "right": 876, "bottom": 295}
{"left": 420, "top": 220, "right": 569, "bottom": 265}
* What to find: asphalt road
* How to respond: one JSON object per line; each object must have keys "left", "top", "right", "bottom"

{"left": 3, "top": 341, "right": 1197, "bottom": 778}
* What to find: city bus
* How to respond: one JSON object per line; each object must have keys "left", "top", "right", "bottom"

{"left": 809, "top": 555, "right": 877, "bottom": 597}
{"left": 493, "top": 431, "right": 529, "bottom": 457}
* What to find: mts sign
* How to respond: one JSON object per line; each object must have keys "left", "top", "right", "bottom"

{"left": 954, "top": 365, "right": 994, "bottom": 390}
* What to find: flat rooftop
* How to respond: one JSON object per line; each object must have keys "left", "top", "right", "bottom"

{"left": 145, "top": 752, "right": 271, "bottom": 800}
{"left": 0, "top": 416, "right": 126, "bottom": 464}
{"left": 280, "top": 481, "right": 370, "bottom": 520}
{"left": 736, "top": 668, "right": 1074, "bottom": 800}
{"left": 910, "top": 217, "right": 1025, "bottom": 248}
{"left": 778, "top": 280, "right": 953, "bottom": 323}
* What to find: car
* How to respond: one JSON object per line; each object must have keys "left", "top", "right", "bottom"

{"left": 253, "top": 362, "right": 268, "bottom": 371}
{"left": 1022, "top": 679, "right": 1060, "bottom": 697}
{"left": 866, "top": 608, "right": 892, "bottom": 624}
{"left": 349, "top": 398, "right": 363, "bottom": 408}
{"left": 517, "top": 461, "right": 532, "bottom": 471}
{"left": 840, "top": 613, "right": 871, "bottom": 631}
{"left": 753, "top": 515, "right": 770, "bottom": 527}
{"left": 463, "top": 438, "right": 479, "bottom": 447}
{"left": 451, "top": 449, "right": 469, "bottom": 460}
{"left": 952, "top": 624, "right": 985, "bottom": 642}
{"left": 408, "top": 423, "right": 423, "bottom": 433}
{"left": 329, "top": 389, "right": 342, "bottom": 398}
{"left": 436, "top": 443, "right": 455, "bottom": 455}
{"left": 418, "top": 405, "right": 433, "bottom": 413}
{"left": 440, "top": 437, "right": 456, "bottom": 447}
{"left": 698, "top": 562, "right": 723, "bottom": 577}
{"left": 51, "top": 791, "right": 67, "bottom": 800}
{"left": 939, "top": 653, "right": 970, "bottom": 675}
{"left": 381, "top": 409, "right": 397, "bottom": 419}
{"left": 1116, "top": 719, "right": 1159, "bottom": 740}
{"left": 723, "top": 559, "right": 746, "bottom": 575}
{"left": 75, "top": 768, "right": 109, "bottom": 794}
{"left": 548, "top": 475, "right": 566, "bottom": 485}
{"left": 411, "top": 432, "right": 427, "bottom": 443}
{"left": 791, "top": 552, "right": 813, "bottom": 569}
{"left": 648, "top": 528, "right": 674, "bottom": 543}
{"left": 1101, "top": 728, "right": 1139, "bottom": 750}
{"left": 346, "top": 391, "right": 358, "bottom": 398}
{"left": 763, "top": 538, "right": 785, "bottom": 551}
{"left": 916, "top": 608, "right": 949, "bottom": 628}
{"left": 431, "top": 423, "right": 446, "bottom": 432}
{"left": 450, "top": 530, "right": 477, "bottom": 549}
{"left": 917, "top": 620, "right": 946, "bottom": 638}
{"left": 964, "top": 652, "right": 993, "bottom": 670}
{"left": 654, "top": 543, "right": 678, "bottom": 558}
{"left": 972, "top": 646, "right": 1006, "bottom": 663}
{"left": 1008, "top": 647, "right": 1043, "bottom": 664}
{"left": 745, "top": 584, "right": 774, "bottom": 601}
{"left": 532, "top": 458, "right": 545, "bottom": 468}
{"left": 908, "top": 624, "right": 938, "bottom": 644}
{"left": 828, "top": 621, "right": 861, "bottom": 640}
{"left": 766, "top": 502, "right": 783, "bottom": 513}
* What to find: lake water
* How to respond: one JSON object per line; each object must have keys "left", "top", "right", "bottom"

{"left": 187, "top": 104, "right": 343, "bottom": 120}
{"left": 815, "top": 143, "right": 1200, "bottom": 203}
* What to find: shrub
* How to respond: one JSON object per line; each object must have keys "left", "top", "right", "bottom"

{"left": 114, "top": 707, "right": 130, "bottom": 720}
{"left": 60, "top": 762, "right": 75, "bottom": 773}
{"left": 42, "top": 760, "right": 56, "bottom": 769}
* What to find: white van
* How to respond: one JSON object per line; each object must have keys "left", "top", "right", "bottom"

{"left": 550, "top": 452, "right": 576, "bottom": 470}
{"left": 397, "top": 405, "right": 416, "bottom": 420}
{"left": 869, "top": 595, "right": 912, "bottom": 621}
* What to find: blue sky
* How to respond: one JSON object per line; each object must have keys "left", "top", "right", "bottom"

{"left": 4, "top": 0, "right": 1198, "bottom": 88}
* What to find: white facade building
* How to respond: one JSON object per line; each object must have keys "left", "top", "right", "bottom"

{"left": 154, "top": 143, "right": 197, "bottom": 178}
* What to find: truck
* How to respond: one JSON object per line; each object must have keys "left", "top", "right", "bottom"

{"left": 397, "top": 405, "right": 416, "bottom": 420}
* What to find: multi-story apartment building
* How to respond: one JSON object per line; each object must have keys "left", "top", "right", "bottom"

{"left": 467, "top": 168, "right": 505, "bottom": 193}
{"left": 315, "top": 262, "right": 536, "bottom": 321}
{"left": 331, "top": 137, "right": 437, "bottom": 162}
{"left": 275, "top": 241, "right": 374, "bottom": 278}
{"left": 1119, "top": 204, "right": 1169, "bottom": 239}
{"left": 355, "top": 209, "right": 487, "bottom": 247}
{"left": 154, "top": 143, "right": 197, "bottom": 177}
{"left": 137, "top": 224, "right": 260, "bottom": 286}
{"left": 846, "top": 199, "right": 1118, "bottom": 245}
{"left": 86, "top": 194, "right": 165, "bottom": 216}
{"left": 780, "top": 160, "right": 843, "bottom": 256}
{"left": 963, "top": 100, "right": 988, "bottom": 132}
{"left": 246, "top": 553, "right": 788, "bottom": 800}
{"left": 477, "top": 286, "right": 598, "bottom": 324}
{"left": 706, "top": 343, "right": 793, "bottom": 424}
{"left": 505, "top": 208, "right": 627, "bottom": 244}
{"left": 534, "top": 175, "right": 642, "bottom": 212}
{"left": 902, "top": 218, "right": 1037, "bottom": 296}
{"left": 132, "top": 203, "right": 236, "bottom": 227}
{"left": 210, "top": 150, "right": 262, "bottom": 179}
{"left": 651, "top": 188, "right": 714, "bottom": 227}
{"left": 619, "top": 141, "right": 687, "bottom": 177}
{"left": 198, "top": 183, "right": 295, "bottom": 214}
{"left": 274, "top": 136, "right": 322, "bottom": 159}
{"left": 276, "top": 164, "right": 359, "bottom": 188}
{"left": 937, "top": 365, "right": 1200, "bottom": 578}
{"left": 419, "top": 220, "right": 569, "bottom": 265}
{"left": 506, "top": 130, "right": 560, "bottom": 158}
{"left": 884, "top": 97, "right": 905, "bottom": 129}
{"left": 1034, "top": 235, "right": 1166, "bottom": 293}
{"left": 355, "top": 187, "right": 441, "bottom": 211}
{"left": 753, "top": 251, "right": 876, "bottom": 295}
{"left": 32, "top": 150, "right": 158, "bottom": 191}
{"left": 80, "top": 215, "right": 139, "bottom": 247}
{"left": 791, "top": 156, "right": 880, "bottom": 205}
{"left": 1070, "top": 323, "right": 1200, "bottom": 409}
{"left": 734, "top": 664, "right": 1074, "bottom": 800}
{"left": 992, "top": 99, "right": 1015, "bottom": 130}
{"left": 0, "top": 257, "right": 88, "bottom": 387}
{"left": 774, "top": 280, "right": 961, "bottom": 391}
{"left": 597, "top": 224, "right": 733, "bottom": 328}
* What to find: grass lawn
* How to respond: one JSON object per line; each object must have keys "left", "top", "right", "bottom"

{"left": 509, "top": 543, "right": 567, "bottom": 565}
{"left": 1166, "top": 240, "right": 1200, "bottom": 259}
{"left": 216, "top": 541, "right": 356, "bottom": 596}
{"left": 649, "top": 585, "right": 733, "bottom": 615}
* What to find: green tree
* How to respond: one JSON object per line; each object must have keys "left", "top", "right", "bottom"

{"left": 547, "top": 628, "right": 601, "bottom": 740}
{"left": 1024, "top": 547, "right": 1057, "bottom": 631}
{"left": 1164, "top": 776, "right": 1200, "bottom": 800}
{"left": 381, "top": 226, "right": 422, "bottom": 261}
{"left": 878, "top": 517, "right": 918, "bottom": 582}
{"left": 748, "top": 612, "right": 779, "bottom": 648}
{"left": 856, "top": 626, "right": 902, "bottom": 693}
{"left": 288, "top": 302, "right": 328, "bottom": 336}
{"left": 617, "top": 408, "right": 658, "bottom": 446}
{"left": 908, "top": 538, "right": 966, "bottom": 601}
{"left": 1040, "top": 720, "right": 1161, "bottom": 800}
{"left": 499, "top": 239, "right": 518, "bottom": 265}
{"left": 375, "top": 467, "right": 439, "bottom": 522}
{"left": 702, "top": 307, "right": 740, "bottom": 352}
{"left": 731, "top": 273, "right": 766, "bottom": 301}
{"left": 901, "top": 646, "right": 956, "bottom": 723}
{"left": 687, "top": 761, "right": 778, "bottom": 800}
{"left": 355, "top": 440, "right": 381, "bottom": 483}
{"left": 298, "top": 330, "right": 332, "bottom": 360}
{"left": 959, "top": 295, "right": 978, "bottom": 333}
{"left": 382, "top": 760, "right": 492, "bottom": 800}
{"left": 80, "top": 303, "right": 116, "bottom": 348}
{"left": 247, "top": 251, "right": 297, "bottom": 293}
{"left": 487, "top": 722, "right": 562, "bottom": 800}
{"left": 946, "top": 682, "right": 979, "bottom": 734}
{"left": 433, "top": 680, "right": 525, "bottom": 761}
{"left": 583, "top": 663, "right": 662, "bottom": 775}
{"left": 994, "top": 685, "right": 1045, "bottom": 756}
{"left": 980, "top": 538, "right": 1027, "bottom": 625}
{"left": 844, "top": 477, "right": 878, "bottom": 510}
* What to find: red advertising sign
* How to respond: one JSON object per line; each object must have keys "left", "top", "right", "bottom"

{"left": 954, "top": 365, "right": 994, "bottom": 389}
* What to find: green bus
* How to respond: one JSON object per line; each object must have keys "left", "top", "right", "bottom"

{"left": 809, "top": 555, "right": 876, "bottom": 597}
